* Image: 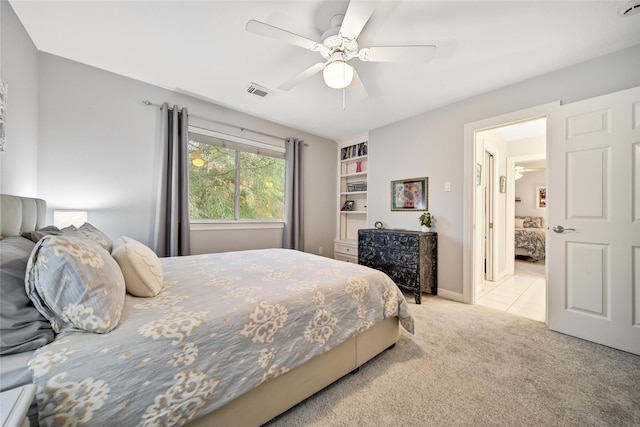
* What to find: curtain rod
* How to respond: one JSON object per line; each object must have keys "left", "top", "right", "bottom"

{"left": 143, "top": 100, "right": 289, "bottom": 142}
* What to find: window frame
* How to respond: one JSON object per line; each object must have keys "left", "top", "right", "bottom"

{"left": 188, "top": 126, "right": 286, "bottom": 225}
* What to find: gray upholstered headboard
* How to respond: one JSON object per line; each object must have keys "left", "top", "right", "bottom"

{"left": 0, "top": 194, "right": 47, "bottom": 237}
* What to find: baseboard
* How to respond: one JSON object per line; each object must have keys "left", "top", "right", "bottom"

{"left": 435, "top": 288, "right": 464, "bottom": 302}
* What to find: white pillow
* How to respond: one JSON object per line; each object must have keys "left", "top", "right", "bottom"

{"left": 112, "top": 236, "right": 163, "bottom": 297}
{"left": 25, "top": 235, "right": 125, "bottom": 333}
{"left": 514, "top": 218, "right": 525, "bottom": 228}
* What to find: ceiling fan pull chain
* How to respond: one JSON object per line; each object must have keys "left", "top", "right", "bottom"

{"left": 342, "top": 88, "right": 346, "bottom": 110}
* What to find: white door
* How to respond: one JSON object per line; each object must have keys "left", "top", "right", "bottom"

{"left": 547, "top": 86, "right": 640, "bottom": 355}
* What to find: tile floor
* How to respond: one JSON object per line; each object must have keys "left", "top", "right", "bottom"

{"left": 475, "top": 257, "right": 546, "bottom": 322}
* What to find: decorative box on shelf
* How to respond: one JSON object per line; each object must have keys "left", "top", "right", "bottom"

{"left": 347, "top": 181, "right": 367, "bottom": 192}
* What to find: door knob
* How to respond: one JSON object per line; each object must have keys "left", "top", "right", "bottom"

{"left": 553, "top": 225, "right": 576, "bottom": 233}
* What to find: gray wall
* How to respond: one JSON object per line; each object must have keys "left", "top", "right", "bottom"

{"left": 0, "top": 1, "right": 39, "bottom": 196}
{"left": 1, "top": 3, "right": 337, "bottom": 257}
{"left": 4, "top": 1, "right": 639, "bottom": 297}
{"left": 515, "top": 170, "right": 547, "bottom": 221}
{"left": 368, "top": 44, "right": 640, "bottom": 297}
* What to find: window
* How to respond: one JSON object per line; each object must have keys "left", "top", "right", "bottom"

{"left": 188, "top": 128, "right": 286, "bottom": 221}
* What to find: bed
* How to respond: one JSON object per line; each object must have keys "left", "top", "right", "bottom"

{"left": 0, "top": 194, "right": 413, "bottom": 426}
{"left": 514, "top": 216, "right": 546, "bottom": 261}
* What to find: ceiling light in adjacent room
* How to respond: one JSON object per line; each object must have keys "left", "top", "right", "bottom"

{"left": 323, "top": 60, "right": 354, "bottom": 89}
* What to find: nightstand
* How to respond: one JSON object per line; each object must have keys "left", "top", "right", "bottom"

{"left": 1, "top": 384, "right": 36, "bottom": 427}
{"left": 334, "top": 240, "right": 358, "bottom": 263}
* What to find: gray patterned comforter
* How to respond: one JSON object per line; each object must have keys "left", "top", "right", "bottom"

{"left": 515, "top": 227, "right": 546, "bottom": 260}
{"left": 28, "top": 249, "right": 414, "bottom": 426}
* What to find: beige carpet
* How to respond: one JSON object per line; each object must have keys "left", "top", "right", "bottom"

{"left": 265, "top": 295, "right": 640, "bottom": 426}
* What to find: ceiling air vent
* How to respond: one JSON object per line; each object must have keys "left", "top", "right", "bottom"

{"left": 246, "top": 83, "right": 273, "bottom": 98}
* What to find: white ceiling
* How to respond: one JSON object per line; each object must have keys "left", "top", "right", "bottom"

{"left": 494, "top": 117, "right": 547, "bottom": 141}
{"left": 9, "top": 0, "right": 640, "bottom": 141}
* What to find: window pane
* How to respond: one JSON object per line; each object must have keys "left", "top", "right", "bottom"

{"left": 239, "top": 152, "right": 285, "bottom": 220}
{"left": 188, "top": 141, "right": 236, "bottom": 219}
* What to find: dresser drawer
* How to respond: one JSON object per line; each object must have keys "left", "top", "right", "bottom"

{"left": 386, "top": 266, "right": 420, "bottom": 290}
{"left": 335, "top": 253, "right": 358, "bottom": 263}
{"left": 335, "top": 241, "right": 358, "bottom": 256}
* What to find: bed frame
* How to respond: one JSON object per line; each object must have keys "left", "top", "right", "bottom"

{"left": 0, "top": 194, "right": 400, "bottom": 426}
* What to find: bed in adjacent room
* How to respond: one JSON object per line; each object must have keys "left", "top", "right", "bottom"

{"left": 514, "top": 216, "right": 546, "bottom": 261}
{"left": 0, "top": 194, "right": 413, "bottom": 426}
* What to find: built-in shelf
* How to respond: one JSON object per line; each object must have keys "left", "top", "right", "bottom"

{"left": 336, "top": 140, "right": 368, "bottom": 261}
{"left": 341, "top": 172, "right": 367, "bottom": 178}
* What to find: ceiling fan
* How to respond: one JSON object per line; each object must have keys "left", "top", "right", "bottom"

{"left": 245, "top": 0, "right": 436, "bottom": 99}
{"left": 514, "top": 165, "right": 545, "bottom": 180}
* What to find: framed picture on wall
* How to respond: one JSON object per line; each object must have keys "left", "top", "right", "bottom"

{"left": 391, "top": 177, "right": 428, "bottom": 210}
{"left": 536, "top": 186, "right": 546, "bottom": 209}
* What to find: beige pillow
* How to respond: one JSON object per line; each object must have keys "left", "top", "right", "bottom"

{"left": 514, "top": 218, "right": 525, "bottom": 228}
{"left": 523, "top": 216, "right": 543, "bottom": 228}
{"left": 112, "top": 236, "right": 163, "bottom": 297}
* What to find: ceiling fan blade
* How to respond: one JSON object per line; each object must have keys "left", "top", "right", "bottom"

{"left": 348, "top": 68, "right": 368, "bottom": 100}
{"left": 340, "top": 0, "right": 378, "bottom": 40}
{"left": 278, "top": 62, "right": 327, "bottom": 91}
{"left": 246, "top": 19, "right": 323, "bottom": 52}
{"left": 359, "top": 45, "right": 436, "bottom": 63}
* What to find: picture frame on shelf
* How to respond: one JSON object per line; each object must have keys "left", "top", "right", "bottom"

{"left": 391, "top": 177, "right": 428, "bottom": 211}
{"left": 341, "top": 200, "right": 355, "bottom": 211}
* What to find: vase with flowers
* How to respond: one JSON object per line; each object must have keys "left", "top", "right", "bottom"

{"left": 419, "top": 212, "right": 433, "bottom": 232}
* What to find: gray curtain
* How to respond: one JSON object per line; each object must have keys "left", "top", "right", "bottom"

{"left": 282, "top": 138, "right": 304, "bottom": 250}
{"left": 153, "top": 103, "right": 191, "bottom": 257}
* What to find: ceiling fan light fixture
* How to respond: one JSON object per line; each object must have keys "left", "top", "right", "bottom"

{"left": 323, "top": 60, "right": 354, "bottom": 89}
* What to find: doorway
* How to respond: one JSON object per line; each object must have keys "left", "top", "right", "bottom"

{"left": 476, "top": 121, "right": 547, "bottom": 322}
{"left": 462, "top": 102, "right": 558, "bottom": 322}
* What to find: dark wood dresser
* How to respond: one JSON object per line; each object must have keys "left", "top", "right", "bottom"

{"left": 358, "top": 229, "right": 437, "bottom": 304}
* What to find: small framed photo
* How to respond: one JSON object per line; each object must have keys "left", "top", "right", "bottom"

{"left": 499, "top": 176, "right": 506, "bottom": 193}
{"left": 537, "top": 187, "right": 546, "bottom": 209}
{"left": 341, "top": 200, "right": 355, "bottom": 211}
{"left": 391, "top": 177, "right": 428, "bottom": 211}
